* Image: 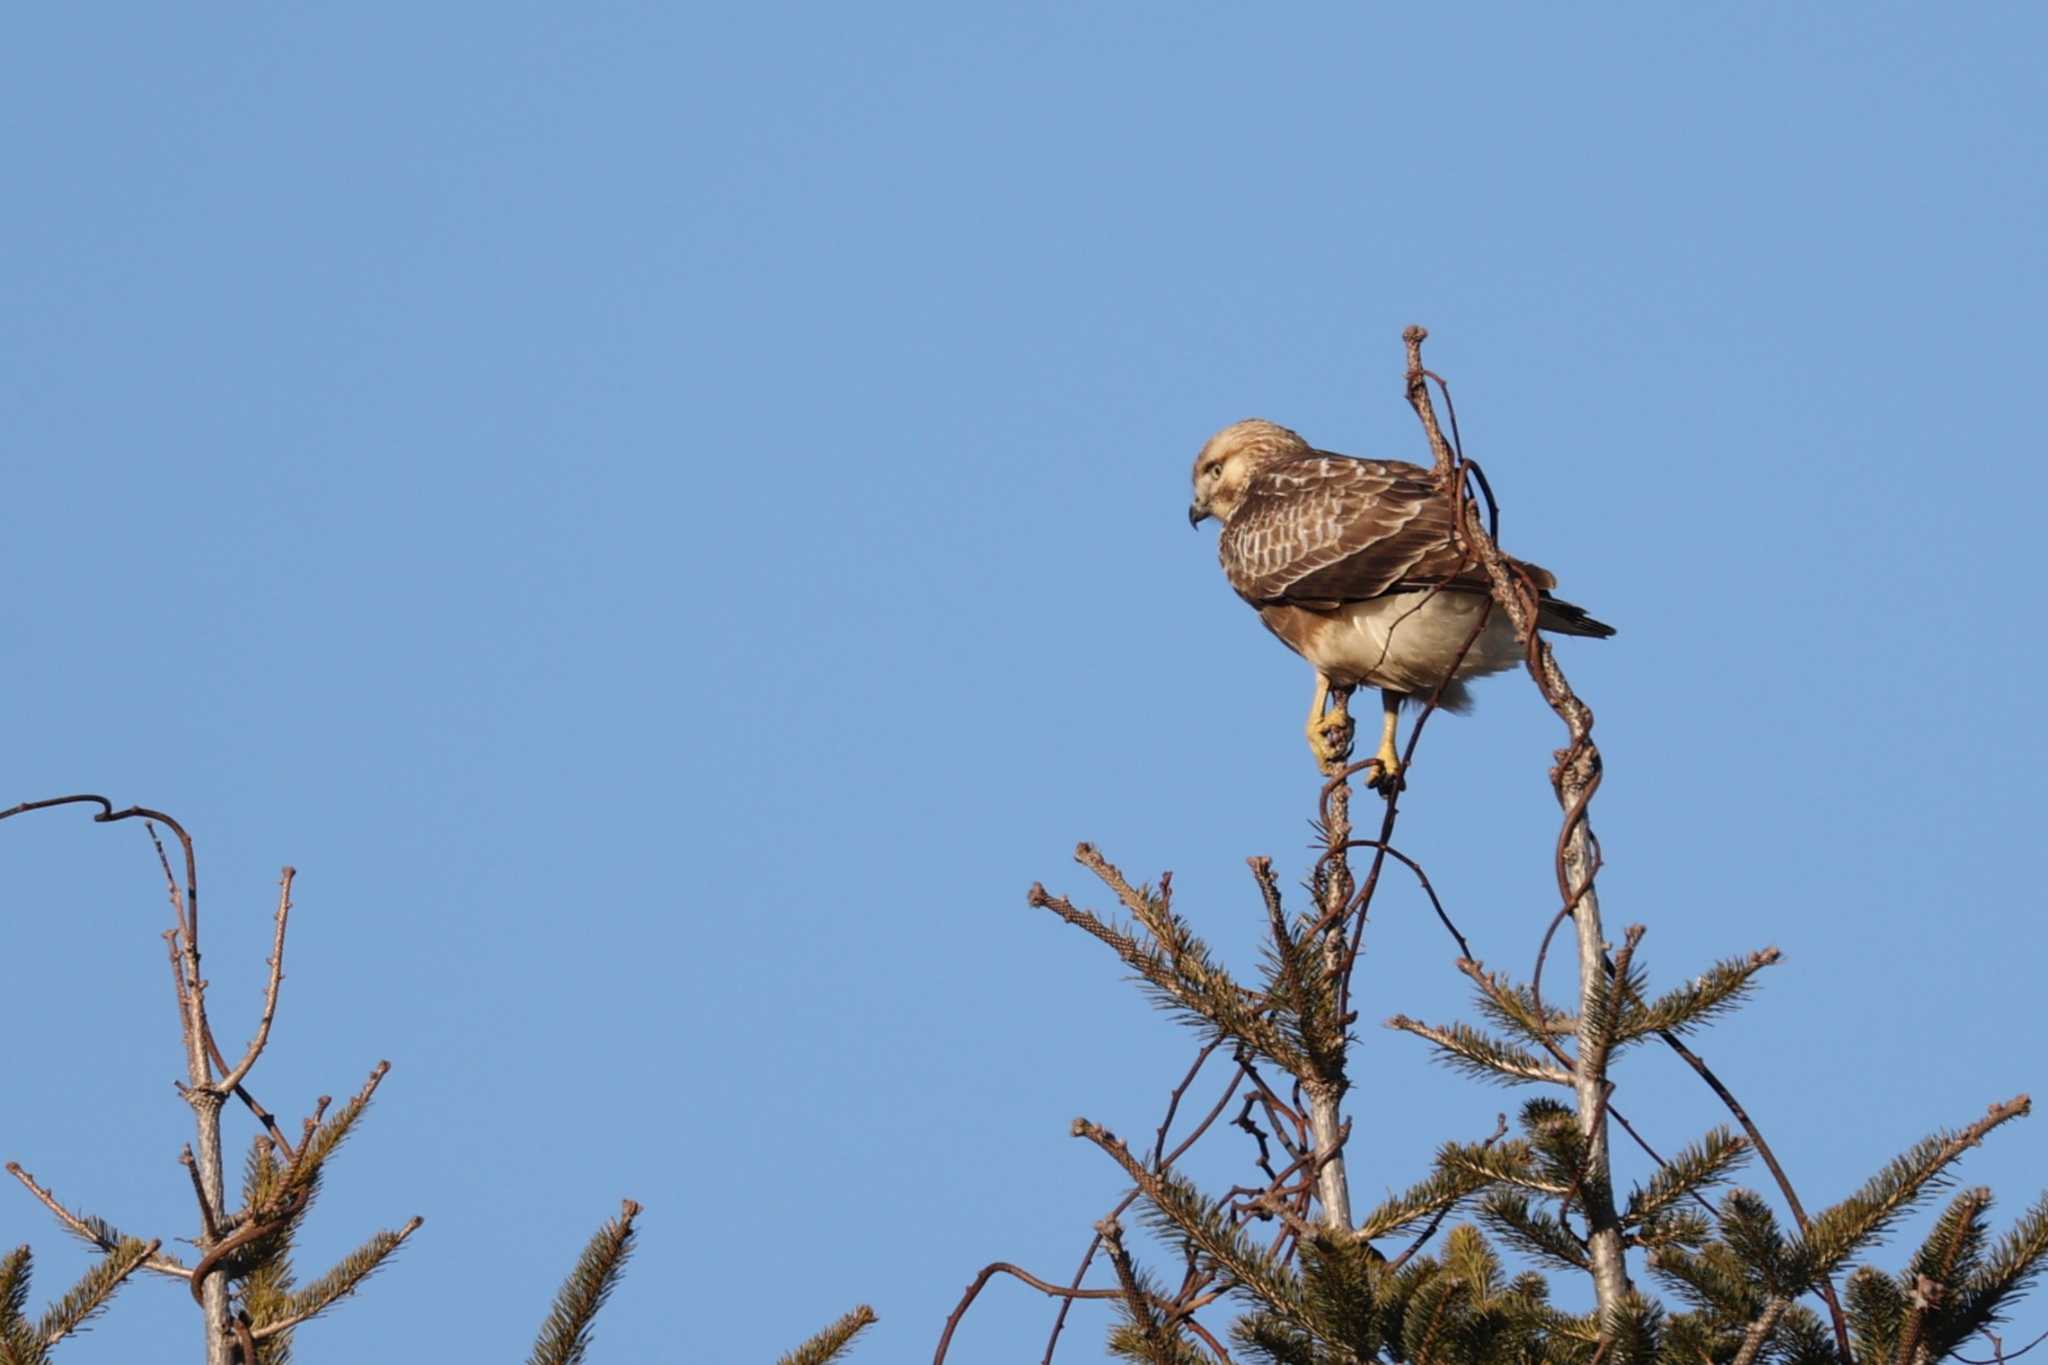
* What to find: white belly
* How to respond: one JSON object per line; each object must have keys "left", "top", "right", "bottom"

{"left": 1303, "top": 590, "right": 1525, "bottom": 695}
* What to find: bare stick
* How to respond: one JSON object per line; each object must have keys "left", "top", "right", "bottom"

{"left": 217, "top": 867, "right": 294, "bottom": 1093}
{"left": 936, "top": 1261, "right": 1130, "bottom": 1364}
{"left": 1960, "top": 1325, "right": 2048, "bottom": 1363}
{"left": 179, "top": 1146, "right": 221, "bottom": 1243}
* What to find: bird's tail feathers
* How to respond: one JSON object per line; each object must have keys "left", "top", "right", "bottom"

{"left": 1536, "top": 596, "right": 1616, "bottom": 639}
{"left": 1399, "top": 681, "right": 1475, "bottom": 715}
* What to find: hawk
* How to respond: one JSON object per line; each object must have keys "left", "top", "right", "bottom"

{"left": 1188, "top": 419, "right": 1614, "bottom": 783}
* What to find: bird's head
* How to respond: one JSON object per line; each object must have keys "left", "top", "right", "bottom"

{"left": 1188, "top": 419, "right": 1311, "bottom": 528}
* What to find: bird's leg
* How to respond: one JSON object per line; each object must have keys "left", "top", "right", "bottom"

{"left": 1369, "top": 690, "right": 1405, "bottom": 791}
{"left": 1305, "top": 675, "right": 1356, "bottom": 770}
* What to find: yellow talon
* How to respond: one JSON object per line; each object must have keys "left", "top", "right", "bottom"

{"left": 1305, "top": 676, "right": 1355, "bottom": 769}
{"left": 1369, "top": 691, "right": 1404, "bottom": 790}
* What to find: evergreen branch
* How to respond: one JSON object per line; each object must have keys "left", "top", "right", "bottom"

{"left": 33, "top": 1238, "right": 156, "bottom": 1349}
{"left": 1624, "top": 1128, "right": 1750, "bottom": 1226}
{"left": 1073, "top": 844, "right": 1176, "bottom": 941}
{"left": 1103, "top": 1320, "right": 1213, "bottom": 1365}
{"left": 1576, "top": 925, "right": 1639, "bottom": 1071}
{"left": 252, "top": 1216, "right": 424, "bottom": 1342}
{"left": 1437, "top": 1139, "right": 1569, "bottom": 1197}
{"left": 1250, "top": 856, "right": 1343, "bottom": 1088}
{"left": 281, "top": 1061, "right": 390, "bottom": 1203}
{"left": 525, "top": 1199, "right": 642, "bottom": 1365}
{"left": 1940, "top": 1190, "right": 2048, "bottom": 1357}
{"left": 1479, "top": 1192, "right": 1591, "bottom": 1272}
{"left": 1439, "top": 1223, "right": 1506, "bottom": 1299}
{"left": 1635, "top": 1206, "right": 1714, "bottom": 1254}
{"left": 1030, "top": 885, "right": 1305, "bottom": 1075}
{"left": 1846, "top": 1265, "right": 1908, "bottom": 1363}
{"left": 1723, "top": 1189, "right": 1797, "bottom": 1299}
{"left": 1358, "top": 1152, "right": 1507, "bottom": 1246}
{"left": 1767, "top": 1304, "right": 1843, "bottom": 1365}
{"left": 1386, "top": 1114, "right": 1513, "bottom": 1272}
{"left": 1460, "top": 959, "right": 1577, "bottom": 1049}
{"left": 1894, "top": 1187, "right": 1989, "bottom": 1365}
{"left": 1397, "top": 1266, "right": 1471, "bottom": 1363}
{"left": 1228, "top": 1310, "right": 1316, "bottom": 1365}
{"left": 778, "top": 1304, "right": 877, "bottom": 1365}
{"left": 0, "top": 1248, "right": 29, "bottom": 1335}
{"left": 1519, "top": 1097, "right": 1591, "bottom": 1193}
{"left": 1073, "top": 1119, "right": 1307, "bottom": 1322}
{"left": 1601, "top": 1289, "right": 1666, "bottom": 1364}
{"left": 3, "top": 1164, "right": 188, "bottom": 1278}
{"left": 1613, "top": 948, "right": 1780, "bottom": 1045}
{"left": 1644, "top": 1242, "right": 1760, "bottom": 1318}
{"left": 1096, "top": 1217, "right": 1191, "bottom": 1365}
{"left": 1800, "top": 1096, "right": 2031, "bottom": 1281}
{"left": 1386, "top": 1016, "right": 1573, "bottom": 1087}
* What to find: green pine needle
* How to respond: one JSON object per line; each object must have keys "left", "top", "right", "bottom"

{"left": 525, "top": 1200, "right": 641, "bottom": 1365}
{"left": 1624, "top": 1127, "right": 1750, "bottom": 1226}
{"left": 0, "top": 1247, "right": 29, "bottom": 1335}
{"left": 1387, "top": 1017, "right": 1573, "bottom": 1088}
{"left": 1801, "top": 1098, "right": 2029, "bottom": 1281}
{"left": 1438, "top": 1138, "right": 1568, "bottom": 1197}
{"left": 32, "top": 1238, "right": 155, "bottom": 1350}
{"left": 775, "top": 1304, "right": 876, "bottom": 1365}
{"left": 265, "top": 1217, "right": 422, "bottom": 1342}
{"left": 1478, "top": 1192, "right": 1590, "bottom": 1272}
{"left": 1030, "top": 885, "right": 1307, "bottom": 1076}
{"left": 1354, "top": 1160, "right": 1507, "bottom": 1242}
{"left": 1463, "top": 963, "right": 1577, "bottom": 1049}
{"left": 1613, "top": 949, "right": 1779, "bottom": 1045}
{"left": 1843, "top": 1264, "right": 1905, "bottom": 1362}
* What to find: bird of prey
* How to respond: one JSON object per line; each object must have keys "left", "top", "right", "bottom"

{"left": 1188, "top": 419, "right": 1614, "bottom": 783}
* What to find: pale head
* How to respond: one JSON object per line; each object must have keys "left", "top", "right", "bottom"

{"left": 1188, "top": 419, "right": 1311, "bottom": 527}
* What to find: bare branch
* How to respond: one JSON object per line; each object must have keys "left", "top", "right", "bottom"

{"left": 216, "top": 866, "right": 295, "bottom": 1094}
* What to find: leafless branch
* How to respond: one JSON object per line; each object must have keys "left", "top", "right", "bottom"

{"left": 180, "top": 1146, "right": 222, "bottom": 1243}
{"left": 217, "top": 866, "right": 295, "bottom": 1093}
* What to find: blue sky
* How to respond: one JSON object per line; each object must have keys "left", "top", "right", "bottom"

{"left": 3, "top": 5, "right": 2043, "bottom": 1360}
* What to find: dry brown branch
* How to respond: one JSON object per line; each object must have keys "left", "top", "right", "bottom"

{"left": 935, "top": 1260, "right": 1133, "bottom": 1364}
{"left": 216, "top": 867, "right": 295, "bottom": 1093}
{"left": 1962, "top": 1324, "right": 2048, "bottom": 1363}
{"left": 4, "top": 1162, "right": 190, "bottom": 1279}
{"left": 179, "top": 1146, "right": 222, "bottom": 1243}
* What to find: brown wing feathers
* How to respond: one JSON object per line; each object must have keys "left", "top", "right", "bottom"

{"left": 1221, "top": 455, "right": 1470, "bottom": 604}
{"left": 1219, "top": 453, "right": 1616, "bottom": 637}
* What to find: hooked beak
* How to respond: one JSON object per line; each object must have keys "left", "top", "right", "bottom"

{"left": 1188, "top": 503, "right": 1210, "bottom": 529}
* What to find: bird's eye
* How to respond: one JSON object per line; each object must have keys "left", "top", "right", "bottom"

{"left": 1204, "top": 465, "right": 1221, "bottom": 479}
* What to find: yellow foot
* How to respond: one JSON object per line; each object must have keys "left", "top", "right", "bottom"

{"left": 1306, "top": 709, "right": 1355, "bottom": 769}
{"left": 1368, "top": 690, "right": 1405, "bottom": 792}
{"left": 1368, "top": 739, "right": 1404, "bottom": 792}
